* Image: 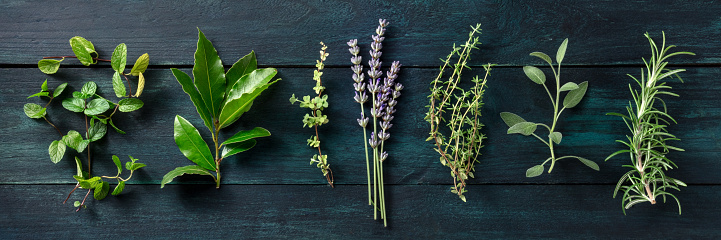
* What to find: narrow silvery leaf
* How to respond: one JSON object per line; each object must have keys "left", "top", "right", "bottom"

{"left": 80, "top": 81, "right": 97, "bottom": 98}
{"left": 112, "top": 181, "right": 125, "bottom": 196}
{"left": 559, "top": 82, "right": 579, "bottom": 92}
{"left": 174, "top": 115, "right": 216, "bottom": 171}
{"left": 111, "top": 43, "right": 127, "bottom": 73}
{"left": 221, "top": 139, "right": 257, "bottom": 158}
{"left": 556, "top": 38, "right": 569, "bottom": 64}
{"left": 62, "top": 97, "right": 85, "bottom": 112}
{"left": 49, "top": 140, "right": 66, "bottom": 163}
{"left": 574, "top": 156, "right": 599, "bottom": 171}
{"left": 118, "top": 98, "right": 144, "bottom": 112}
{"left": 38, "top": 59, "right": 63, "bottom": 74}
{"left": 549, "top": 132, "right": 562, "bottom": 144}
{"left": 112, "top": 155, "right": 122, "bottom": 175}
{"left": 53, "top": 83, "right": 68, "bottom": 98}
{"left": 84, "top": 99, "right": 110, "bottom": 115}
{"left": 523, "top": 66, "right": 546, "bottom": 85}
{"left": 563, "top": 81, "right": 588, "bottom": 109}
{"left": 88, "top": 121, "right": 107, "bottom": 142}
{"left": 112, "top": 71, "right": 126, "bottom": 98}
{"left": 161, "top": 165, "right": 215, "bottom": 188}
{"left": 500, "top": 112, "right": 527, "bottom": 128}
{"left": 23, "top": 103, "right": 46, "bottom": 119}
{"left": 135, "top": 72, "right": 145, "bottom": 97}
{"left": 526, "top": 165, "right": 544, "bottom": 177}
{"left": 172, "top": 68, "right": 213, "bottom": 132}
{"left": 69, "top": 36, "right": 96, "bottom": 66}
{"left": 130, "top": 53, "right": 149, "bottom": 76}
{"left": 529, "top": 52, "right": 552, "bottom": 65}
{"left": 225, "top": 51, "right": 258, "bottom": 97}
{"left": 193, "top": 29, "right": 226, "bottom": 119}
{"left": 507, "top": 122, "right": 537, "bottom": 136}
{"left": 221, "top": 127, "right": 271, "bottom": 145}
{"left": 218, "top": 79, "right": 280, "bottom": 129}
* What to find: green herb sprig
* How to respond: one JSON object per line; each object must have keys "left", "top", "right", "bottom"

{"left": 425, "top": 23, "right": 492, "bottom": 202}
{"left": 161, "top": 29, "right": 278, "bottom": 189}
{"left": 290, "top": 42, "right": 333, "bottom": 187}
{"left": 500, "top": 38, "right": 599, "bottom": 177}
{"left": 25, "top": 36, "right": 148, "bottom": 211}
{"left": 606, "top": 32, "right": 694, "bottom": 214}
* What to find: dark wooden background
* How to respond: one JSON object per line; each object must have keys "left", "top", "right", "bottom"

{"left": 2, "top": 0, "right": 720, "bottom": 238}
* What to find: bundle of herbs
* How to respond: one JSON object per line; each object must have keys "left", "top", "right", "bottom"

{"left": 26, "top": 37, "right": 149, "bottom": 211}
{"left": 349, "top": 19, "right": 402, "bottom": 227}
{"left": 606, "top": 32, "right": 694, "bottom": 214}
{"left": 425, "top": 23, "right": 492, "bottom": 202}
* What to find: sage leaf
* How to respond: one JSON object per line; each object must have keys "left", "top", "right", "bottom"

{"left": 526, "top": 165, "right": 545, "bottom": 177}
{"left": 573, "top": 156, "right": 599, "bottom": 171}
{"left": 221, "top": 127, "right": 271, "bottom": 145}
{"left": 160, "top": 165, "right": 215, "bottom": 188}
{"left": 112, "top": 71, "right": 126, "bottom": 98}
{"left": 556, "top": 38, "right": 569, "bottom": 64}
{"left": 135, "top": 72, "right": 145, "bottom": 97}
{"left": 38, "top": 59, "right": 63, "bottom": 74}
{"left": 49, "top": 140, "right": 66, "bottom": 163}
{"left": 84, "top": 98, "right": 110, "bottom": 115}
{"left": 171, "top": 68, "right": 213, "bottom": 132}
{"left": 23, "top": 103, "right": 46, "bottom": 119}
{"left": 111, "top": 43, "right": 127, "bottom": 73}
{"left": 221, "top": 139, "right": 257, "bottom": 159}
{"left": 174, "top": 115, "right": 216, "bottom": 171}
{"left": 500, "top": 112, "right": 527, "bottom": 128}
{"left": 549, "top": 132, "right": 562, "bottom": 144}
{"left": 218, "top": 78, "right": 280, "bottom": 129}
{"left": 53, "top": 83, "right": 68, "bottom": 98}
{"left": 563, "top": 81, "right": 588, "bottom": 109}
{"left": 109, "top": 119, "right": 126, "bottom": 134}
{"left": 112, "top": 181, "right": 125, "bottom": 196}
{"left": 93, "top": 181, "right": 110, "bottom": 200}
{"left": 80, "top": 81, "right": 97, "bottom": 98}
{"left": 225, "top": 51, "right": 258, "bottom": 97}
{"left": 193, "top": 29, "right": 226, "bottom": 119}
{"left": 62, "top": 97, "right": 85, "bottom": 112}
{"left": 88, "top": 121, "right": 107, "bottom": 142}
{"left": 559, "top": 82, "right": 579, "bottom": 92}
{"left": 529, "top": 52, "right": 552, "bottom": 65}
{"left": 118, "top": 98, "right": 144, "bottom": 112}
{"left": 112, "top": 155, "right": 122, "bottom": 175}
{"left": 523, "top": 66, "right": 546, "bottom": 84}
{"left": 507, "top": 122, "right": 537, "bottom": 136}
{"left": 130, "top": 53, "right": 149, "bottom": 76}
{"left": 69, "top": 36, "right": 96, "bottom": 66}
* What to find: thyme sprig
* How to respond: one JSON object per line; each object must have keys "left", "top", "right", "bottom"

{"left": 606, "top": 32, "right": 694, "bottom": 214}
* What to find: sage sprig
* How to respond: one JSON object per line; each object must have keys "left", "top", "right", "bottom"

{"left": 161, "top": 29, "right": 278, "bottom": 189}
{"left": 500, "top": 38, "right": 599, "bottom": 177}
{"left": 26, "top": 37, "right": 149, "bottom": 211}
{"left": 606, "top": 32, "right": 694, "bottom": 214}
{"left": 290, "top": 42, "right": 333, "bottom": 187}
{"left": 425, "top": 23, "right": 492, "bottom": 202}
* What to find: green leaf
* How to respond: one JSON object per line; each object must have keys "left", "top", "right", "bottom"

{"left": 563, "top": 81, "right": 588, "bottom": 109}
{"left": 88, "top": 121, "right": 107, "bottom": 142}
{"left": 41, "top": 79, "right": 49, "bottom": 91}
{"left": 128, "top": 163, "right": 147, "bottom": 171}
{"left": 111, "top": 43, "right": 127, "bottom": 73}
{"left": 112, "top": 181, "right": 125, "bottom": 196}
{"left": 221, "top": 139, "right": 257, "bottom": 159}
{"left": 112, "top": 155, "right": 122, "bottom": 175}
{"left": 573, "top": 156, "right": 600, "bottom": 171}
{"left": 38, "top": 59, "right": 63, "bottom": 74}
{"left": 69, "top": 36, "right": 96, "bottom": 66}
{"left": 49, "top": 140, "right": 66, "bottom": 163}
{"left": 174, "top": 115, "right": 216, "bottom": 171}
{"left": 225, "top": 68, "right": 277, "bottom": 103}
{"left": 109, "top": 119, "right": 126, "bottom": 134}
{"left": 526, "top": 165, "right": 545, "bottom": 177}
{"left": 161, "top": 165, "right": 215, "bottom": 188}
{"left": 27, "top": 92, "right": 49, "bottom": 99}
{"left": 221, "top": 127, "right": 271, "bottom": 145}
{"left": 118, "top": 98, "right": 144, "bottom": 112}
{"left": 171, "top": 68, "right": 213, "bottom": 132}
{"left": 225, "top": 51, "right": 258, "bottom": 96}
{"left": 500, "top": 112, "right": 526, "bottom": 128}
{"left": 529, "top": 52, "right": 552, "bottom": 65}
{"left": 559, "top": 82, "right": 579, "bottom": 92}
{"left": 62, "top": 97, "right": 85, "bottom": 112}
{"left": 62, "top": 130, "right": 87, "bottom": 152}
{"left": 23, "top": 103, "right": 46, "bottom": 119}
{"left": 135, "top": 72, "right": 145, "bottom": 97}
{"left": 75, "top": 157, "right": 83, "bottom": 176}
{"left": 549, "top": 132, "right": 562, "bottom": 144}
{"left": 218, "top": 78, "right": 280, "bottom": 129}
{"left": 73, "top": 201, "right": 81, "bottom": 207}
{"left": 84, "top": 98, "right": 110, "bottom": 115}
{"left": 507, "top": 122, "right": 537, "bottom": 136}
{"left": 130, "top": 53, "right": 149, "bottom": 76}
{"left": 193, "top": 29, "right": 226, "bottom": 119}
{"left": 523, "top": 66, "right": 546, "bottom": 84}
{"left": 112, "top": 71, "right": 126, "bottom": 98}
{"left": 80, "top": 81, "right": 97, "bottom": 98}
{"left": 53, "top": 83, "right": 68, "bottom": 98}
{"left": 93, "top": 181, "right": 110, "bottom": 200}
{"left": 556, "top": 38, "right": 569, "bottom": 64}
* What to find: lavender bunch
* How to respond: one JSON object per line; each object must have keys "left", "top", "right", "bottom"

{"left": 348, "top": 19, "right": 400, "bottom": 227}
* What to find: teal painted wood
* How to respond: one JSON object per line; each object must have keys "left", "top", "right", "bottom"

{"left": 0, "top": 0, "right": 719, "bottom": 66}
{"left": 1, "top": 185, "right": 720, "bottom": 239}
{"left": 2, "top": 66, "right": 719, "bottom": 185}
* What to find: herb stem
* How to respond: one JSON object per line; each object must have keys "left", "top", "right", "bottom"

{"left": 44, "top": 116, "right": 63, "bottom": 136}
{"left": 77, "top": 189, "right": 91, "bottom": 212}
{"left": 63, "top": 183, "right": 80, "bottom": 204}
{"left": 122, "top": 73, "right": 134, "bottom": 98}
{"left": 43, "top": 56, "right": 111, "bottom": 62}
{"left": 361, "top": 105, "right": 371, "bottom": 205}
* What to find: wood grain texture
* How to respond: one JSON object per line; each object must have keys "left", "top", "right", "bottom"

{"left": 0, "top": 0, "right": 719, "bottom": 66}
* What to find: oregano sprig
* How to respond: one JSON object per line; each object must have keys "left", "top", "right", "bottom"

{"left": 605, "top": 32, "right": 694, "bottom": 214}
{"left": 500, "top": 38, "right": 599, "bottom": 177}
{"left": 425, "top": 23, "right": 492, "bottom": 202}
{"left": 290, "top": 42, "right": 333, "bottom": 187}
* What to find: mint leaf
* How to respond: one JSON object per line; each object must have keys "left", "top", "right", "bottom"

{"left": 53, "top": 83, "right": 68, "bottom": 98}
{"left": 111, "top": 43, "right": 127, "bottom": 73}
{"left": 49, "top": 140, "right": 66, "bottom": 163}
{"left": 80, "top": 81, "right": 97, "bottom": 98}
{"left": 130, "top": 53, "right": 149, "bottom": 76}
{"left": 41, "top": 79, "right": 49, "bottom": 91}
{"left": 109, "top": 119, "right": 125, "bottom": 134}
{"left": 93, "top": 181, "right": 110, "bottom": 200}
{"left": 112, "top": 72, "right": 126, "bottom": 98}
{"left": 38, "top": 59, "right": 63, "bottom": 74}
{"left": 118, "top": 98, "right": 144, "bottom": 112}
{"left": 112, "top": 181, "right": 126, "bottom": 196}
{"left": 135, "top": 72, "right": 145, "bottom": 97}
{"left": 128, "top": 163, "right": 146, "bottom": 171}
{"left": 62, "top": 97, "right": 85, "bottom": 112}
{"left": 84, "top": 99, "right": 110, "bottom": 116}
{"left": 27, "top": 92, "right": 49, "bottom": 99}
{"left": 88, "top": 121, "right": 107, "bottom": 142}
{"left": 112, "top": 155, "right": 122, "bottom": 175}
{"left": 23, "top": 103, "right": 46, "bottom": 119}
{"left": 69, "top": 36, "right": 96, "bottom": 66}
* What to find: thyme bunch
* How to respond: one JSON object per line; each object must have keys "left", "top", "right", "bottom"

{"left": 290, "top": 42, "right": 333, "bottom": 187}
{"left": 501, "top": 38, "right": 599, "bottom": 177}
{"left": 425, "top": 23, "right": 492, "bottom": 202}
{"left": 606, "top": 32, "right": 694, "bottom": 214}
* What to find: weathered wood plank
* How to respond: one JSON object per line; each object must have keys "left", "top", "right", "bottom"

{"left": 0, "top": 0, "right": 717, "bottom": 66}
{"left": 2, "top": 66, "right": 718, "bottom": 185}
{"left": 1, "top": 184, "right": 719, "bottom": 239}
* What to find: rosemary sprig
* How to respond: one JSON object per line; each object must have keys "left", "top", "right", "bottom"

{"left": 606, "top": 32, "right": 694, "bottom": 214}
